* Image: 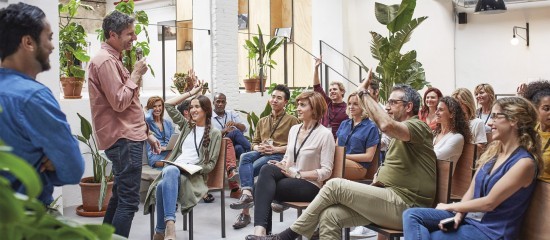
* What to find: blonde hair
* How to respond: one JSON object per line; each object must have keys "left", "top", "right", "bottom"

{"left": 146, "top": 96, "right": 164, "bottom": 120}
{"left": 296, "top": 91, "right": 328, "bottom": 121}
{"left": 452, "top": 88, "right": 476, "bottom": 120}
{"left": 346, "top": 92, "right": 369, "bottom": 119}
{"left": 474, "top": 83, "right": 496, "bottom": 109}
{"left": 476, "top": 97, "right": 542, "bottom": 171}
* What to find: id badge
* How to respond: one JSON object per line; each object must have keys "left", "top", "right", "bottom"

{"left": 465, "top": 212, "right": 485, "bottom": 222}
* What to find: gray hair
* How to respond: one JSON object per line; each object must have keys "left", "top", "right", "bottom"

{"left": 392, "top": 84, "right": 421, "bottom": 115}
{"left": 102, "top": 10, "right": 135, "bottom": 40}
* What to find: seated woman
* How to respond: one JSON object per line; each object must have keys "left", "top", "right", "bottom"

{"left": 245, "top": 91, "right": 335, "bottom": 238}
{"left": 403, "top": 97, "right": 541, "bottom": 240}
{"left": 419, "top": 87, "right": 443, "bottom": 130}
{"left": 452, "top": 88, "right": 487, "bottom": 149}
{"left": 336, "top": 92, "right": 379, "bottom": 180}
{"left": 521, "top": 80, "right": 550, "bottom": 183}
{"left": 145, "top": 96, "right": 175, "bottom": 169}
{"left": 433, "top": 96, "right": 471, "bottom": 174}
{"left": 143, "top": 82, "right": 222, "bottom": 240}
{"left": 474, "top": 83, "right": 496, "bottom": 132}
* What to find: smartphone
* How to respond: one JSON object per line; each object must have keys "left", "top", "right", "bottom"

{"left": 441, "top": 217, "right": 455, "bottom": 231}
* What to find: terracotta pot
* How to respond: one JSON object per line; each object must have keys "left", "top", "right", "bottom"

{"left": 255, "top": 77, "right": 268, "bottom": 92}
{"left": 243, "top": 78, "right": 259, "bottom": 93}
{"left": 60, "top": 77, "right": 84, "bottom": 99}
{"left": 78, "top": 176, "right": 113, "bottom": 216}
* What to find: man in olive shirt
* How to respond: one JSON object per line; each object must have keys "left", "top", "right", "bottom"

{"left": 230, "top": 84, "right": 299, "bottom": 229}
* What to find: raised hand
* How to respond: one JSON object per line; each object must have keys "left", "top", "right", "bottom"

{"left": 358, "top": 67, "right": 373, "bottom": 93}
{"left": 314, "top": 56, "right": 323, "bottom": 69}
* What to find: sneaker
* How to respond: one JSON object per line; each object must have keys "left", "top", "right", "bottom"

{"left": 229, "top": 193, "right": 254, "bottom": 209}
{"left": 245, "top": 235, "right": 281, "bottom": 240}
{"left": 232, "top": 213, "right": 251, "bottom": 229}
{"left": 271, "top": 202, "right": 289, "bottom": 213}
{"left": 228, "top": 169, "right": 239, "bottom": 182}
{"left": 230, "top": 188, "right": 242, "bottom": 199}
{"left": 349, "top": 226, "right": 377, "bottom": 238}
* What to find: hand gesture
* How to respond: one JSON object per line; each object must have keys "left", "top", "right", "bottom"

{"left": 191, "top": 79, "right": 204, "bottom": 96}
{"left": 147, "top": 135, "right": 161, "bottom": 154}
{"left": 357, "top": 67, "right": 373, "bottom": 93}
{"left": 314, "top": 56, "right": 323, "bottom": 69}
{"left": 134, "top": 58, "right": 148, "bottom": 76}
{"left": 516, "top": 83, "right": 527, "bottom": 97}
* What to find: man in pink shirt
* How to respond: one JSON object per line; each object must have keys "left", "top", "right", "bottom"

{"left": 88, "top": 10, "right": 160, "bottom": 237}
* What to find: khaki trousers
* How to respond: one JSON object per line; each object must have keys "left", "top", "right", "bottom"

{"left": 343, "top": 160, "right": 368, "bottom": 180}
{"left": 290, "top": 178, "right": 409, "bottom": 240}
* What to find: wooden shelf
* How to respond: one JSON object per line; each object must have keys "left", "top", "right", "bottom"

{"left": 270, "top": 0, "right": 292, "bottom": 36}
{"left": 176, "top": 21, "right": 193, "bottom": 52}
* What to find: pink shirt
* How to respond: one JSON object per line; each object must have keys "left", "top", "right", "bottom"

{"left": 88, "top": 42, "right": 148, "bottom": 150}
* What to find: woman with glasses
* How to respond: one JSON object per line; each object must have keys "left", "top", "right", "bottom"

{"left": 452, "top": 88, "right": 487, "bottom": 149}
{"left": 403, "top": 97, "right": 541, "bottom": 240}
{"left": 432, "top": 96, "right": 471, "bottom": 175}
{"left": 419, "top": 87, "right": 443, "bottom": 130}
{"left": 474, "top": 83, "right": 496, "bottom": 132}
{"left": 145, "top": 96, "right": 175, "bottom": 169}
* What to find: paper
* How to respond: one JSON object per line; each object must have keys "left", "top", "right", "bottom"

{"left": 161, "top": 160, "right": 202, "bottom": 175}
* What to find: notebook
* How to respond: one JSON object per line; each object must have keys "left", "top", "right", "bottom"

{"left": 165, "top": 133, "right": 180, "bottom": 151}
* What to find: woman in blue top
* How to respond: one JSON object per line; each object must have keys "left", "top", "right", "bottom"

{"left": 145, "top": 96, "right": 175, "bottom": 169}
{"left": 336, "top": 92, "right": 379, "bottom": 180}
{"left": 403, "top": 97, "right": 542, "bottom": 240}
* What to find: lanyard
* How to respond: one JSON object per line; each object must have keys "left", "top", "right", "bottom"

{"left": 293, "top": 122, "right": 319, "bottom": 162}
{"left": 193, "top": 126, "right": 204, "bottom": 156}
{"left": 344, "top": 120, "right": 361, "bottom": 146}
{"left": 477, "top": 109, "right": 492, "bottom": 124}
{"left": 269, "top": 112, "right": 286, "bottom": 139}
{"left": 214, "top": 112, "right": 228, "bottom": 129}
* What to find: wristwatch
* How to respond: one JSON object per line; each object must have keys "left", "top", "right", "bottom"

{"left": 295, "top": 171, "right": 302, "bottom": 179}
{"left": 357, "top": 89, "right": 371, "bottom": 99}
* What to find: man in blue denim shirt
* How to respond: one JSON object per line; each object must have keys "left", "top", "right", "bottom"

{"left": 0, "top": 3, "right": 85, "bottom": 205}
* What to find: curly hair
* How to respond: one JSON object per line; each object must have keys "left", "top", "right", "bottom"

{"left": 102, "top": 10, "right": 135, "bottom": 40}
{"left": 521, "top": 80, "right": 550, "bottom": 107}
{"left": 420, "top": 87, "right": 443, "bottom": 119}
{"left": 434, "top": 96, "right": 472, "bottom": 144}
{"left": 476, "top": 97, "right": 542, "bottom": 171}
{"left": 146, "top": 96, "right": 165, "bottom": 121}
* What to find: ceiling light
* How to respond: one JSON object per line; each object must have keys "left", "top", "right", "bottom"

{"left": 474, "top": 0, "right": 507, "bottom": 14}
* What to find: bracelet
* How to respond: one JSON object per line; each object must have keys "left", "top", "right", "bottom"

{"left": 357, "top": 89, "right": 370, "bottom": 99}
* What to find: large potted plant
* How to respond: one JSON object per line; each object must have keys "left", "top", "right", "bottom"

{"left": 243, "top": 25, "right": 284, "bottom": 92}
{"left": 59, "top": 0, "right": 93, "bottom": 99}
{"left": 355, "top": 0, "right": 430, "bottom": 102}
{"left": 75, "top": 113, "right": 113, "bottom": 217}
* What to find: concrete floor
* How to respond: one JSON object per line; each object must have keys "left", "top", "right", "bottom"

{"left": 63, "top": 190, "right": 378, "bottom": 240}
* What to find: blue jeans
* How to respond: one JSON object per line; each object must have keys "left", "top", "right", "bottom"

{"left": 403, "top": 208, "right": 490, "bottom": 240}
{"left": 103, "top": 139, "right": 145, "bottom": 238}
{"left": 155, "top": 165, "right": 180, "bottom": 233}
{"left": 238, "top": 151, "right": 284, "bottom": 191}
{"left": 226, "top": 130, "right": 251, "bottom": 159}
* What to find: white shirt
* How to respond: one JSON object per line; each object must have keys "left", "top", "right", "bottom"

{"left": 433, "top": 132, "right": 464, "bottom": 175}
{"left": 174, "top": 126, "right": 205, "bottom": 165}
{"left": 211, "top": 109, "right": 248, "bottom": 132}
{"left": 470, "top": 118, "right": 488, "bottom": 144}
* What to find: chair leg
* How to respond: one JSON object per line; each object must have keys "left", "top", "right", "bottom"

{"left": 189, "top": 209, "right": 194, "bottom": 240}
{"left": 280, "top": 211, "right": 283, "bottom": 222}
{"left": 296, "top": 209, "right": 303, "bottom": 240}
{"left": 221, "top": 190, "right": 226, "bottom": 238}
{"left": 344, "top": 227, "right": 350, "bottom": 240}
{"left": 149, "top": 205, "right": 155, "bottom": 240}
{"left": 183, "top": 213, "right": 187, "bottom": 231}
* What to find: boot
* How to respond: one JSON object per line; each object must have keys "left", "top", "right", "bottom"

{"left": 164, "top": 220, "right": 176, "bottom": 240}
{"left": 152, "top": 232, "right": 165, "bottom": 240}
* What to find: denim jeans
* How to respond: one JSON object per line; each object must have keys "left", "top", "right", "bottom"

{"left": 226, "top": 130, "right": 251, "bottom": 159}
{"left": 402, "top": 208, "right": 490, "bottom": 240}
{"left": 238, "top": 151, "right": 284, "bottom": 191}
{"left": 155, "top": 165, "right": 180, "bottom": 233}
{"left": 103, "top": 139, "right": 145, "bottom": 238}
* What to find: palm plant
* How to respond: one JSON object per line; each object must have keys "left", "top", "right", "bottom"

{"left": 244, "top": 25, "right": 284, "bottom": 78}
{"left": 355, "top": 0, "right": 430, "bottom": 102}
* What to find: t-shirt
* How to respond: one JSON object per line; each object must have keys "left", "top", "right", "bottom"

{"left": 433, "top": 132, "right": 464, "bottom": 175}
{"left": 470, "top": 118, "right": 487, "bottom": 144}
{"left": 376, "top": 116, "right": 437, "bottom": 207}
{"left": 174, "top": 126, "right": 205, "bottom": 165}
{"left": 537, "top": 125, "right": 550, "bottom": 182}
{"left": 336, "top": 118, "right": 379, "bottom": 168}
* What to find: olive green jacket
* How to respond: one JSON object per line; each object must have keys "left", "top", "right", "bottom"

{"left": 144, "top": 103, "right": 221, "bottom": 215}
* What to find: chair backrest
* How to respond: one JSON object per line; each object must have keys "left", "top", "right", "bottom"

{"left": 207, "top": 138, "right": 228, "bottom": 189}
{"left": 520, "top": 180, "right": 550, "bottom": 240}
{"left": 330, "top": 146, "right": 346, "bottom": 179}
{"left": 451, "top": 143, "right": 475, "bottom": 197}
{"left": 434, "top": 160, "right": 453, "bottom": 207}
{"left": 364, "top": 143, "right": 380, "bottom": 180}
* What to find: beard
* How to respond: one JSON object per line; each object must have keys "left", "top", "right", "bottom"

{"left": 36, "top": 45, "right": 51, "bottom": 71}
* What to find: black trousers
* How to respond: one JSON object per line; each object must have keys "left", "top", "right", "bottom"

{"left": 253, "top": 164, "right": 320, "bottom": 232}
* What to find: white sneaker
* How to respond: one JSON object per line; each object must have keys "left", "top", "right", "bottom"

{"left": 349, "top": 226, "right": 377, "bottom": 238}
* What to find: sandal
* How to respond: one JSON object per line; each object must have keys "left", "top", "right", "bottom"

{"left": 203, "top": 193, "right": 215, "bottom": 203}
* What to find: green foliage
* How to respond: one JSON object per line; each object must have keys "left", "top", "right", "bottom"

{"left": 0, "top": 127, "right": 114, "bottom": 239}
{"left": 75, "top": 113, "right": 112, "bottom": 210}
{"left": 244, "top": 25, "right": 284, "bottom": 78}
{"left": 356, "top": 0, "right": 429, "bottom": 102}
{"left": 58, "top": 0, "right": 93, "bottom": 79}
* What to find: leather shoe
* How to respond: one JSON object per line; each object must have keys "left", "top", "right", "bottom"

{"left": 232, "top": 213, "right": 251, "bottom": 229}
{"left": 230, "top": 188, "right": 242, "bottom": 199}
{"left": 271, "top": 202, "right": 289, "bottom": 213}
{"left": 164, "top": 220, "right": 176, "bottom": 240}
{"left": 230, "top": 193, "right": 254, "bottom": 209}
{"left": 228, "top": 169, "right": 240, "bottom": 181}
{"left": 245, "top": 234, "right": 281, "bottom": 240}
{"left": 152, "top": 232, "right": 164, "bottom": 240}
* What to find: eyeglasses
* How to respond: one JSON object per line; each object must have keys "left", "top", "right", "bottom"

{"left": 490, "top": 112, "right": 507, "bottom": 120}
{"left": 386, "top": 99, "right": 408, "bottom": 106}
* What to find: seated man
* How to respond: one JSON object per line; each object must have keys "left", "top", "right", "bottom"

{"left": 230, "top": 84, "right": 299, "bottom": 229}
{"left": 250, "top": 81, "right": 437, "bottom": 240}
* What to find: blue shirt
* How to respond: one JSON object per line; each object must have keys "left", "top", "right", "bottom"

{"left": 336, "top": 118, "right": 379, "bottom": 168}
{"left": 145, "top": 109, "right": 175, "bottom": 167}
{"left": 0, "top": 68, "right": 85, "bottom": 205}
{"left": 211, "top": 109, "right": 248, "bottom": 132}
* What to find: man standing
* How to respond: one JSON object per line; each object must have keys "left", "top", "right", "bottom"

{"left": 313, "top": 57, "right": 347, "bottom": 139}
{"left": 0, "top": 3, "right": 84, "bottom": 206}
{"left": 230, "top": 84, "right": 299, "bottom": 229}
{"left": 88, "top": 10, "right": 160, "bottom": 237}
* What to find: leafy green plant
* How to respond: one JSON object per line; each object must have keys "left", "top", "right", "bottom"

{"left": 244, "top": 25, "right": 284, "bottom": 78}
{"left": 75, "top": 113, "right": 112, "bottom": 209}
{"left": 355, "top": 0, "right": 430, "bottom": 102}
{"left": 58, "top": 0, "right": 93, "bottom": 79}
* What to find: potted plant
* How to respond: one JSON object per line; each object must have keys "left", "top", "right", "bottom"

{"left": 59, "top": 0, "right": 93, "bottom": 99}
{"left": 171, "top": 72, "right": 194, "bottom": 94}
{"left": 75, "top": 113, "right": 113, "bottom": 217}
{"left": 243, "top": 25, "right": 284, "bottom": 92}
{"left": 355, "top": 0, "right": 430, "bottom": 102}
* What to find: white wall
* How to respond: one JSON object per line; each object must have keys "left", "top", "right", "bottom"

{"left": 455, "top": 6, "right": 550, "bottom": 95}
